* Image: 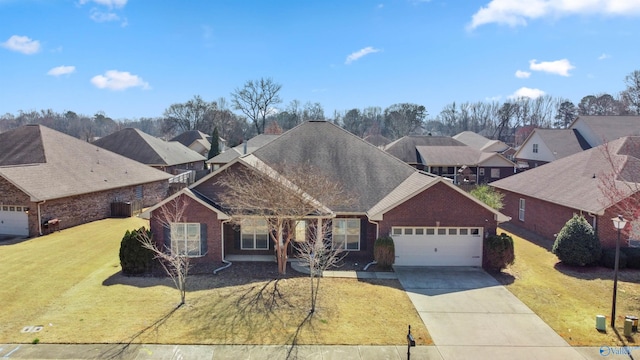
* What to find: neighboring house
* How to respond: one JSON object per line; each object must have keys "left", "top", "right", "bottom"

{"left": 491, "top": 136, "right": 640, "bottom": 249}
{"left": 514, "top": 129, "right": 591, "bottom": 169}
{"left": 144, "top": 121, "right": 509, "bottom": 267}
{"left": 416, "top": 146, "right": 516, "bottom": 184}
{"left": 363, "top": 134, "right": 392, "bottom": 148}
{"left": 453, "top": 131, "right": 509, "bottom": 153}
{"left": 384, "top": 135, "right": 466, "bottom": 170}
{"left": 170, "top": 130, "right": 228, "bottom": 157}
{"left": 93, "top": 128, "right": 206, "bottom": 176}
{"left": 514, "top": 116, "right": 640, "bottom": 169}
{"left": 207, "top": 134, "right": 279, "bottom": 170}
{"left": 0, "top": 125, "right": 171, "bottom": 238}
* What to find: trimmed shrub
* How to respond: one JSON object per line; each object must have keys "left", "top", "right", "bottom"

{"left": 119, "top": 227, "right": 154, "bottom": 276}
{"left": 600, "top": 248, "right": 628, "bottom": 269}
{"left": 552, "top": 215, "right": 601, "bottom": 266}
{"left": 374, "top": 236, "right": 395, "bottom": 270}
{"left": 483, "top": 233, "right": 515, "bottom": 272}
{"left": 621, "top": 247, "right": 640, "bottom": 269}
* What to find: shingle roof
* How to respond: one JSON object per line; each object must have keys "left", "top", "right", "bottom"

{"left": 384, "top": 135, "right": 465, "bottom": 164}
{"left": 93, "top": 128, "right": 205, "bottom": 166}
{"left": 170, "top": 130, "right": 211, "bottom": 147}
{"left": 453, "top": 131, "right": 508, "bottom": 152}
{"left": 573, "top": 116, "right": 640, "bottom": 145}
{"left": 206, "top": 134, "right": 279, "bottom": 164}
{"left": 491, "top": 136, "right": 640, "bottom": 215}
{"left": 363, "top": 134, "right": 392, "bottom": 147}
{"left": 539, "top": 129, "right": 591, "bottom": 160}
{"left": 0, "top": 125, "right": 172, "bottom": 201}
{"left": 252, "top": 121, "right": 417, "bottom": 212}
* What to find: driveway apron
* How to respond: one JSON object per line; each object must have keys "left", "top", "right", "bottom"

{"left": 395, "top": 266, "right": 585, "bottom": 360}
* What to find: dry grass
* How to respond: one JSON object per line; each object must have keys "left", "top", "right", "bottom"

{"left": 0, "top": 217, "right": 430, "bottom": 345}
{"left": 497, "top": 226, "right": 640, "bottom": 346}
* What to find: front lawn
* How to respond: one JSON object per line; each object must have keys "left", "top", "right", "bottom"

{"left": 497, "top": 226, "right": 640, "bottom": 346}
{"left": 0, "top": 217, "right": 430, "bottom": 346}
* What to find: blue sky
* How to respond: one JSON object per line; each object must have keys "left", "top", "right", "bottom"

{"left": 1, "top": 0, "right": 640, "bottom": 120}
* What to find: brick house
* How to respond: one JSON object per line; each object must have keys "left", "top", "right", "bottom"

{"left": 144, "top": 121, "right": 509, "bottom": 267}
{"left": 0, "top": 125, "right": 171, "bottom": 238}
{"left": 491, "top": 136, "right": 640, "bottom": 248}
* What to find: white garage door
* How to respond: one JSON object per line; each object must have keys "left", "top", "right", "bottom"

{"left": 392, "top": 227, "right": 483, "bottom": 266}
{"left": 0, "top": 205, "right": 29, "bottom": 237}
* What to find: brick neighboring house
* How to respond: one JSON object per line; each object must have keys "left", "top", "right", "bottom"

{"left": 93, "top": 128, "right": 207, "bottom": 175}
{"left": 144, "top": 121, "right": 509, "bottom": 267}
{"left": 0, "top": 125, "right": 171, "bottom": 238}
{"left": 491, "top": 136, "right": 640, "bottom": 248}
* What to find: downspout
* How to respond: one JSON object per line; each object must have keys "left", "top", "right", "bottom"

{"left": 37, "top": 200, "right": 46, "bottom": 236}
{"left": 213, "top": 219, "right": 232, "bottom": 274}
{"left": 364, "top": 218, "right": 380, "bottom": 271}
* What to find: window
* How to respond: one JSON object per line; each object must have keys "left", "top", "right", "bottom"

{"left": 135, "top": 185, "right": 143, "bottom": 199}
{"left": 532, "top": 143, "right": 539, "bottom": 153}
{"left": 491, "top": 168, "right": 500, "bottom": 178}
{"left": 519, "top": 198, "right": 525, "bottom": 221}
{"left": 426, "top": 228, "right": 435, "bottom": 235}
{"left": 170, "top": 223, "right": 203, "bottom": 257}
{"left": 471, "top": 228, "right": 480, "bottom": 236}
{"left": 392, "top": 228, "right": 402, "bottom": 235}
{"left": 294, "top": 221, "right": 307, "bottom": 242}
{"left": 460, "top": 228, "right": 468, "bottom": 235}
{"left": 241, "top": 219, "right": 269, "bottom": 250}
{"left": 404, "top": 228, "right": 413, "bottom": 235}
{"left": 437, "top": 228, "right": 446, "bottom": 235}
{"left": 448, "top": 228, "right": 457, "bottom": 235}
{"left": 415, "top": 228, "right": 424, "bottom": 235}
{"left": 332, "top": 218, "right": 360, "bottom": 250}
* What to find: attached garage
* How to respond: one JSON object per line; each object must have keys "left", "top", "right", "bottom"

{"left": 392, "top": 226, "right": 483, "bottom": 266}
{"left": 0, "top": 205, "right": 29, "bottom": 237}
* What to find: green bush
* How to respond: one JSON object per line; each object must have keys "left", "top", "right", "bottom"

{"left": 483, "top": 233, "right": 515, "bottom": 271}
{"left": 621, "top": 247, "right": 640, "bottom": 269}
{"left": 119, "top": 227, "right": 154, "bottom": 276}
{"left": 552, "top": 215, "right": 601, "bottom": 266}
{"left": 374, "top": 236, "right": 395, "bottom": 270}
{"left": 600, "top": 248, "right": 628, "bottom": 269}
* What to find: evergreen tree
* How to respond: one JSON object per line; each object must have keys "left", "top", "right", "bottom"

{"left": 208, "top": 127, "right": 220, "bottom": 160}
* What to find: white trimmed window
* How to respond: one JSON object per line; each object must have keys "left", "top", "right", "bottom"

{"left": 170, "top": 223, "right": 202, "bottom": 257}
{"left": 294, "top": 220, "right": 307, "bottom": 242}
{"left": 491, "top": 168, "right": 500, "bottom": 178}
{"left": 532, "top": 143, "right": 539, "bottom": 153}
{"left": 332, "top": 218, "right": 360, "bottom": 250}
{"left": 241, "top": 219, "right": 269, "bottom": 250}
{"left": 519, "top": 198, "right": 525, "bottom": 221}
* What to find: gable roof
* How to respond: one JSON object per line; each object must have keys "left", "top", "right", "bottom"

{"left": 251, "top": 121, "right": 417, "bottom": 212}
{"left": 0, "top": 125, "right": 171, "bottom": 201}
{"left": 514, "top": 128, "right": 591, "bottom": 161}
{"left": 416, "top": 145, "right": 515, "bottom": 167}
{"left": 206, "top": 134, "right": 279, "bottom": 164}
{"left": 384, "top": 135, "right": 465, "bottom": 164}
{"left": 368, "top": 172, "right": 510, "bottom": 222}
{"left": 363, "top": 134, "right": 392, "bottom": 147}
{"left": 453, "top": 131, "right": 508, "bottom": 152}
{"left": 492, "top": 136, "right": 640, "bottom": 215}
{"left": 139, "top": 187, "right": 229, "bottom": 220}
{"left": 93, "top": 128, "right": 205, "bottom": 167}
{"left": 570, "top": 116, "right": 640, "bottom": 146}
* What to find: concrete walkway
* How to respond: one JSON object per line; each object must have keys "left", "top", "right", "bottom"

{"left": 394, "top": 266, "right": 590, "bottom": 360}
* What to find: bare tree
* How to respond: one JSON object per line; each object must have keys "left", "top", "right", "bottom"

{"left": 137, "top": 196, "right": 191, "bottom": 305}
{"left": 162, "top": 95, "right": 218, "bottom": 135}
{"left": 621, "top": 70, "right": 640, "bottom": 115}
{"left": 215, "top": 161, "right": 354, "bottom": 274}
{"left": 231, "top": 77, "right": 282, "bottom": 134}
{"left": 383, "top": 103, "right": 427, "bottom": 139}
{"left": 294, "top": 219, "right": 346, "bottom": 314}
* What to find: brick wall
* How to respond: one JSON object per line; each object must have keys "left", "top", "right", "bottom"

{"left": 151, "top": 194, "right": 223, "bottom": 264}
{"left": 0, "top": 177, "right": 168, "bottom": 237}
{"left": 379, "top": 181, "right": 499, "bottom": 238}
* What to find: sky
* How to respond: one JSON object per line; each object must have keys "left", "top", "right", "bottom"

{"left": 1, "top": 0, "right": 640, "bottom": 120}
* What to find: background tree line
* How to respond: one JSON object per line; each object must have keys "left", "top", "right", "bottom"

{"left": 2, "top": 70, "right": 639, "bottom": 146}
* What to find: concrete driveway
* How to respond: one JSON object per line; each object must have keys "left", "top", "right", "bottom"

{"left": 395, "top": 266, "right": 585, "bottom": 360}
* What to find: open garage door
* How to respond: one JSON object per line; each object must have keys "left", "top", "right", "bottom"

{"left": 0, "top": 205, "right": 29, "bottom": 237}
{"left": 392, "top": 227, "right": 483, "bottom": 266}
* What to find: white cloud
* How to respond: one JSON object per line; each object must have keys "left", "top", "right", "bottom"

{"left": 598, "top": 53, "right": 611, "bottom": 60}
{"left": 529, "top": 59, "right": 574, "bottom": 76}
{"left": 90, "top": 9, "right": 119, "bottom": 22}
{"left": 515, "top": 70, "right": 531, "bottom": 78}
{"left": 468, "top": 0, "right": 640, "bottom": 30}
{"left": 79, "top": 0, "right": 127, "bottom": 9}
{"left": 345, "top": 46, "right": 381, "bottom": 65}
{"left": 1, "top": 35, "right": 40, "bottom": 54}
{"left": 47, "top": 65, "right": 76, "bottom": 76}
{"left": 509, "top": 87, "right": 545, "bottom": 99}
{"left": 90, "top": 70, "right": 150, "bottom": 90}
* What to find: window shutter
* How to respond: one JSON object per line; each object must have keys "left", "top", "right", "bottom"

{"left": 233, "top": 226, "right": 241, "bottom": 249}
{"left": 200, "top": 223, "right": 208, "bottom": 255}
{"left": 360, "top": 217, "right": 367, "bottom": 251}
{"left": 163, "top": 225, "right": 171, "bottom": 251}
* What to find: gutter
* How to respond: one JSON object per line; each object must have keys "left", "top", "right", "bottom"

{"left": 213, "top": 219, "right": 232, "bottom": 274}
